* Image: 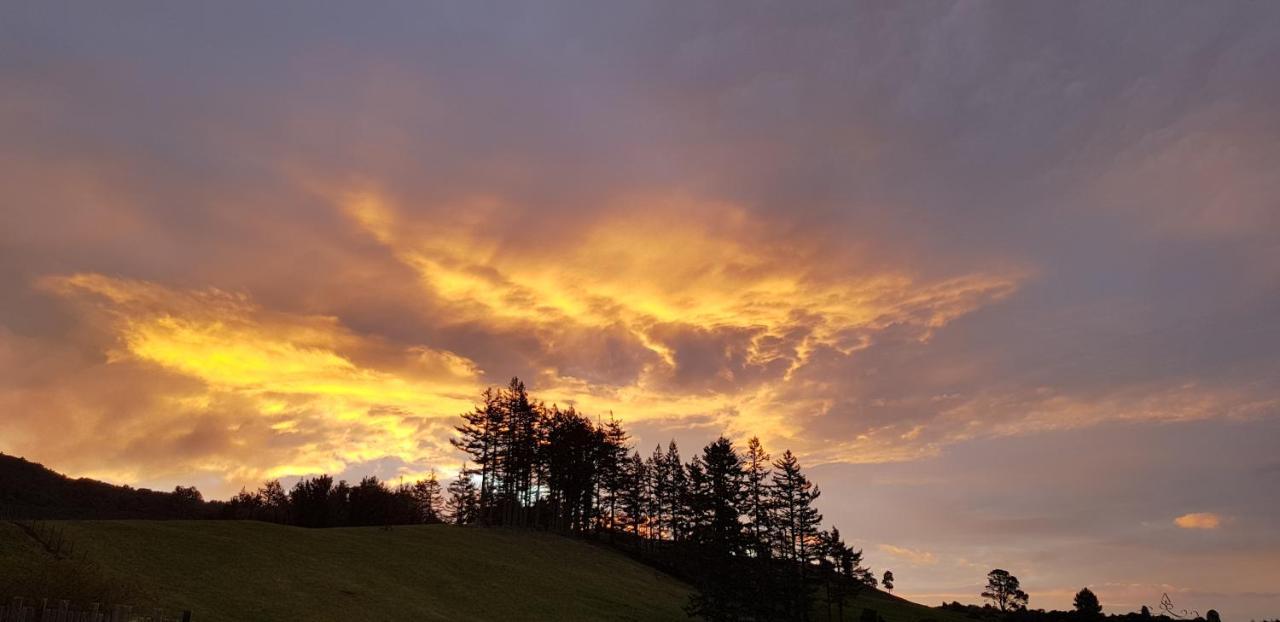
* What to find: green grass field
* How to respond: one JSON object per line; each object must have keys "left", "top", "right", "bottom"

{"left": 0, "top": 520, "right": 969, "bottom": 622}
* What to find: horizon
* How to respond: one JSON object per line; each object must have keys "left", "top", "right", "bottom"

{"left": 2, "top": 3, "right": 1278, "bottom": 620}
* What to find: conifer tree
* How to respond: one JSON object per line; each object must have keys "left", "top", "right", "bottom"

{"left": 621, "top": 451, "right": 649, "bottom": 536}
{"left": 411, "top": 470, "right": 444, "bottom": 523}
{"left": 446, "top": 468, "right": 479, "bottom": 525}
{"left": 743, "top": 436, "right": 773, "bottom": 558}
{"left": 770, "top": 450, "right": 822, "bottom": 563}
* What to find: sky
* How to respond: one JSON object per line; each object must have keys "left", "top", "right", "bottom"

{"left": 2, "top": 1, "right": 1278, "bottom": 618}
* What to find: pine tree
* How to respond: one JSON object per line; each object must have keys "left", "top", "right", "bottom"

{"left": 599, "top": 416, "right": 630, "bottom": 531}
{"left": 743, "top": 436, "right": 773, "bottom": 558}
{"left": 647, "top": 445, "right": 670, "bottom": 540}
{"left": 666, "top": 441, "right": 689, "bottom": 541}
{"left": 696, "top": 437, "right": 746, "bottom": 552}
{"left": 451, "top": 387, "right": 501, "bottom": 523}
{"left": 621, "top": 451, "right": 649, "bottom": 536}
{"left": 770, "top": 450, "right": 824, "bottom": 621}
{"left": 770, "top": 450, "right": 822, "bottom": 563}
{"left": 411, "top": 471, "right": 444, "bottom": 523}
{"left": 1073, "top": 587, "right": 1101, "bottom": 616}
{"left": 445, "top": 467, "right": 479, "bottom": 525}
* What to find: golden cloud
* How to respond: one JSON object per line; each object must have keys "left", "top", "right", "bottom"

{"left": 21, "top": 191, "right": 1026, "bottom": 491}
{"left": 878, "top": 543, "right": 939, "bottom": 566}
{"left": 338, "top": 189, "right": 1024, "bottom": 448}
{"left": 38, "top": 273, "right": 482, "bottom": 488}
{"left": 1173, "top": 512, "right": 1222, "bottom": 530}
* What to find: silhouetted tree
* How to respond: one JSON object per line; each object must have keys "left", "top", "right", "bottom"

{"left": 1073, "top": 587, "right": 1101, "bottom": 616}
{"left": 621, "top": 451, "right": 649, "bottom": 536}
{"left": 348, "top": 476, "right": 397, "bottom": 526}
{"left": 770, "top": 449, "right": 824, "bottom": 620}
{"left": 1206, "top": 610, "right": 1220, "bottom": 622}
{"left": 743, "top": 436, "right": 773, "bottom": 559}
{"left": 541, "top": 406, "right": 601, "bottom": 532}
{"left": 692, "top": 437, "right": 746, "bottom": 551}
{"left": 226, "top": 487, "right": 264, "bottom": 520}
{"left": 260, "top": 480, "right": 289, "bottom": 523}
{"left": 647, "top": 445, "right": 671, "bottom": 540}
{"left": 452, "top": 388, "right": 501, "bottom": 524}
{"left": 819, "top": 528, "right": 870, "bottom": 621}
{"left": 883, "top": 570, "right": 895, "bottom": 593}
{"left": 665, "top": 441, "right": 689, "bottom": 541}
{"left": 411, "top": 471, "right": 444, "bottom": 524}
{"left": 982, "top": 569, "right": 1029, "bottom": 612}
{"left": 170, "top": 485, "right": 204, "bottom": 518}
{"left": 290, "top": 475, "right": 335, "bottom": 527}
{"left": 599, "top": 416, "right": 630, "bottom": 531}
{"left": 770, "top": 450, "right": 822, "bottom": 563}
{"left": 446, "top": 468, "right": 479, "bottom": 525}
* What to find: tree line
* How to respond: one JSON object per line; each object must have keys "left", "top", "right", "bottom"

{"left": 221, "top": 471, "right": 445, "bottom": 528}
{"left": 222, "top": 377, "right": 882, "bottom": 620}
{"left": 446, "top": 377, "right": 878, "bottom": 621}
{"left": 945, "top": 572, "right": 1227, "bottom": 622}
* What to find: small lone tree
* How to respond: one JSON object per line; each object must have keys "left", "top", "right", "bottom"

{"left": 1074, "top": 587, "right": 1102, "bottom": 616}
{"left": 883, "top": 570, "right": 895, "bottom": 593}
{"left": 982, "top": 569, "right": 1029, "bottom": 612}
{"left": 1206, "top": 610, "right": 1221, "bottom": 622}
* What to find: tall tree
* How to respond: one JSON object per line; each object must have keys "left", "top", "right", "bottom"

{"left": 982, "top": 569, "right": 1029, "bottom": 612}
{"left": 598, "top": 416, "right": 630, "bottom": 531}
{"left": 770, "top": 450, "right": 824, "bottom": 620}
{"left": 695, "top": 437, "right": 746, "bottom": 552}
{"left": 770, "top": 450, "right": 822, "bottom": 563}
{"left": 666, "top": 441, "right": 689, "bottom": 541}
{"left": 452, "top": 387, "right": 501, "bottom": 523}
{"left": 647, "top": 445, "right": 671, "bottom": 540}
{"left": 542, "top": 406, "right": 601, "bottom": 532}
{"left": 882, "top": 570, "right": 895, "bottom": 593}
{"left": 621, "top": 451, "right": 649, "bottom": 536}
{"left": 743, "top": 436, "right": 773, "bottom": 558}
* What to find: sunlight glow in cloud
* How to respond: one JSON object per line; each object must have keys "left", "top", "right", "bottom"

{"left": 1174, "top": 512, "right": 1222, "bottom": 530}
{"left": 878, "top": 544, "right": 939, "bottom": 566}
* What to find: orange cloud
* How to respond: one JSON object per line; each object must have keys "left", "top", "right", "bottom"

{"left": 336, "top": 189, "right": 1024, "bottom": 449}
{"left": 1174, "top": 512, "right": 1223, "bottom": 530}
{"left": 878, "top": 543, "right": 939, "bottom": 566}
{"left": 35, "top": 273, "right": 483, "bottom": 489}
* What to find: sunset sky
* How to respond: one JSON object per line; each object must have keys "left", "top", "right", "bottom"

{"left": 2, "top": 2, "right": 1278, "bottom": 618}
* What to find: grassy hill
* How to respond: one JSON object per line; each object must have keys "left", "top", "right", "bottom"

{"left": 0, "top": 520, "right": 966, "bottom": 622}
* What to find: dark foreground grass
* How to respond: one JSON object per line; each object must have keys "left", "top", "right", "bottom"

{"left": 0, "top": 520, "right": 970, "bottom": 622}
{"left": 1, "top": 521, "right": 690, "bottom": 621}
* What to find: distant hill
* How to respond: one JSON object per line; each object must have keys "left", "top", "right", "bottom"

{"left": 0, "top": 454, "right": 970, "bottom": 621}
{"left": 0, "top": 453, "right": 213, "bottom": 519}
{"left": 0, "top": 520, "right": 962, "bottom": 622}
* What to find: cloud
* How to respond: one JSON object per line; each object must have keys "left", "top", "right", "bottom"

{"left": 2, "top": 5, "right": 1280, "bottom": 616}
{"left": 4, "top": 273, "right": 484, "bottom": 494}
{"left": 879, "top": 544, "right": 939, "bottom": 567}
{"left": 1174, "top": 513, "right": 1223, "bottom": 530}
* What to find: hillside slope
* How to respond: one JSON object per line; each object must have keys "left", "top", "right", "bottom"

{"left": 0, "top": 453, "right": 213, "bottom": 519}
{"left": 1, "top": 521, "right": 691, "bottom": 621}
{"left": 0, "top": 520, "right": 967, "bottom": 622}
